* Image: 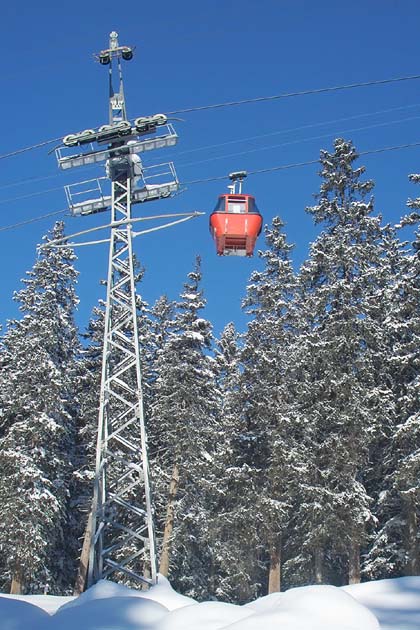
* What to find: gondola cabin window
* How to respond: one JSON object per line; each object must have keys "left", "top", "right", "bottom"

{"left": 227, "top": 199, "right": 246, "bottom": 213}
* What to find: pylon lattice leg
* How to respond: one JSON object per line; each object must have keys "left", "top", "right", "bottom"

{"left": 88, "top": 177, "right": 157, "bottom": 587}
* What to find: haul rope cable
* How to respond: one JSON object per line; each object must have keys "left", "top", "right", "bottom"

{"left": 0, "top": 164, "right": 100, "bottom": 193}
{"left": 175, "top": 102, "right": 420, "bottom": 156}
{"left": 2, "top": 72, "right": 420, "bottom": 161}
{"left": 164, "top": 73, "right": 420, "bottom": 115}
{"left": 0, "top": 209, "right": 67, "bottom": 233}
{"left": 2, "top": 139, "right": 420, "bottom": 234}
{"left": 182, "top": 140, "right": 420, "bottom": 185}
{"left": 3, "top": 101, "right": 420, "bottom": 193}
{"left": 177, "top": 113, "right": 420, "bottom": 168}
{"left": 3, "top": 110, "right": 420, "bottom": 207}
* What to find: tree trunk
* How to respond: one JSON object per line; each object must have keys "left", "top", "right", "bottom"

{"left": 159, "top": 462, "right": 179, "bottom": 576}
{"left": 268, "top": 538, "right": 281, "bottom": 593}
{"left": 10, "top": 568, "right": 24, "bottom": 594}
{"left": 314, "top": 546, "right": 324, "bottom": 584}
{"left": 73, "top": 511, "right": 93, "bottom": 595}
{"left": 348, "top": 541, "right": 361, "bottom": 584}
{"left": 405, "top": 494, "right": 420, "bottom": 575}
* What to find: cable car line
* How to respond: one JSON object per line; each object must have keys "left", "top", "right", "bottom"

{"left": 175, "top": 102, "right": 420, "bottom": 157}
{"left": 164, "top": 73, "right": 420, "bottom": 115}
{"left": 0, "top": 136, "right": 64, "bottom": 162}
{"left": 0, "top": 172, "right": 63, "bottom": 192}
{"left": 1, "top": 101, "right": 420, "bottom": 196}
{"left": 183, "top": 139, "right": 420, "bottom": 185}
{"left": 0, "top": 164, "right": 100, "bottom": 193}
{"left": 0, "top": 209, "right": 67, "bottom": 233}
{"left": 3, "top": 111, "right": 420, "bottom": 206}
{"left": 177, "top": 113, "right": 420, "bottom": 168}
{"left": 2, "top": 139, "right": 420, "bottom": 235}
{"left": 0, "top": 185, "right": 70, "bottom": 206}
{"left": 2, "top": 72, "right": 420, "bottom": 164}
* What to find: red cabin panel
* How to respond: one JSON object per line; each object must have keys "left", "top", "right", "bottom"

{"left": 209, "top": 194, "right": 263, "bottom": 256}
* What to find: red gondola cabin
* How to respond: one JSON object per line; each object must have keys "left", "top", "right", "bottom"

{"left": 209, "top": 194, "right": 263, "bottom": 256}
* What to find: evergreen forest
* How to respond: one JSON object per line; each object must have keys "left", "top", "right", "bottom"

{"left": 0, "top": 139, "right": 418, "bottom": 602}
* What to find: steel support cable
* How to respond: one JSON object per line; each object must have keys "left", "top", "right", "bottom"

{"left": 0, "top": 164, "right": 100, "bottom": 193}
{"left": 2, "top": 140, "right": 420, "bottom": 235}
{"left": 175, "top": 102, "right": 420, "bottom": 156}
{"left": 165, "top": 73, "right": 420, "bottom": 115}
{"left": 1, "top": 73, "right": 420, "bottom": 162}
{"left": 0, "top": 209, "right": 67, "bottom": 233}
{"left": 0, "top": 173, "right": 63, "bottom": 192}
{"left": 177, "top": 113, "right": 420, "bottom": 168}
{"left": 0, "top": 136, "right": 65, "bottom": 161}
{"left": 2, "top": 102, "right": 420, "bottom": 195}
{"left": 3, "top": 111, "right": 420, "bottom": 208}
{"left": 182, "top": 140, "right": 420, "bottom": 185}
{"left": 0, "top": 185, "right": 70, "bottom": 206}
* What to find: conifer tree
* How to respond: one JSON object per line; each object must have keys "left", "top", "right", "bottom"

{"left": 150, "top": 256, "right": 218, "bottom": 598}
{"left": 366, "top": 189, "right": 420, "bottom": 577}
{"left": 71, "top": 301, "right": 105, "bottom": 594}
{"left": 205, "top": 322, "right": 249, "bottom": 601}
{"left": 0, "top": 222, "right": 80, "bottom": 593}
{"left": 208, "top": 218, "right": 301, "bottom": 600}
{"left": 292, "top": 139, "right": 386, "bottom": 585}
{"left": 240, "top": 217, "right": 302, "bottom": 595}
{"left": 145, "top": 294, "right": 176, "bottom": 444}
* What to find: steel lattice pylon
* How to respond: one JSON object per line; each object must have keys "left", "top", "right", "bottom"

{"left": 56, "top": 32, "right": 186, "bottom": 591}
{"left": 88, "top": 176, "right": 157, "bottom": 587}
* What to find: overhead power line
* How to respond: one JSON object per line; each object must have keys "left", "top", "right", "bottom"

{"left": 1, "top": 72, "right": 420, "bottom": 163}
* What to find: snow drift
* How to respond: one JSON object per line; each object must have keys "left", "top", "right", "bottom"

{"left": 2, "top": 574, "right": 420, "bottom": 630}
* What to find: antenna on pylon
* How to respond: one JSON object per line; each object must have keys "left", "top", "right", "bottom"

{"left": 96, "top": 30, "right": 132, "bottom": 123}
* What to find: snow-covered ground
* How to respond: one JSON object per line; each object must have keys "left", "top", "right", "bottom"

{"left": 0, "top": 574, "right": 419, "bottom": 630}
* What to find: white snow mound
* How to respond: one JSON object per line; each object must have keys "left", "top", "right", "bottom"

{"left": 158, "top": 600, "right": 253, "bottom": 630}
{"left": 0, "top": 576, "right": 400, "bottom": 630}
{"left": 51, "top": 595, "right": 168, "bottom": 630}
{"left": 0, "top": 596, "right": 50, "bottom": 630}
{"left": 344, "top": 575, "right": 420, "bottom": 629}
{"left": 52, "top": 580, "right": 378, "bottom": 630}
{"left": 240, "top": 584, "right": 380, "bottom": 630}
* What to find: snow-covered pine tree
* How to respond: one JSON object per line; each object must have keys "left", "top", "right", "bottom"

{"left": 242, "top": 217, "right": 303, "bottom": 595}
{"left": 70, "top": 300, "right": 105, "bottom": 594}
{"left": 145, "top": 294, "right": 176, "bottom": 446}
{"left": 365, "top": 190, "right": 420, "bottom": 578}
{"left": 393, "top": 192, "right": 420, "bottom": 574}
{"left": 291, "top": 139, "right": 386, "bottom": 585}
{"left": 210, "top": 217, "right": 301, "bottom": 600}
{"left": 145, "top": 294, "right": 176, "bottom": 559}
{"left": 205, "top": 321, "right": 251, "bottom": 602}
{"left": 0, "top": 222, "right": 80, "bottom": 594}
{"left": 150, "top": 256, "right": 218, "bottom": 599}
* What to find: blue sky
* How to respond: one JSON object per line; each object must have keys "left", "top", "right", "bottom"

{"left": 1, "top": 0, "right": 420, "bottom": 337}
